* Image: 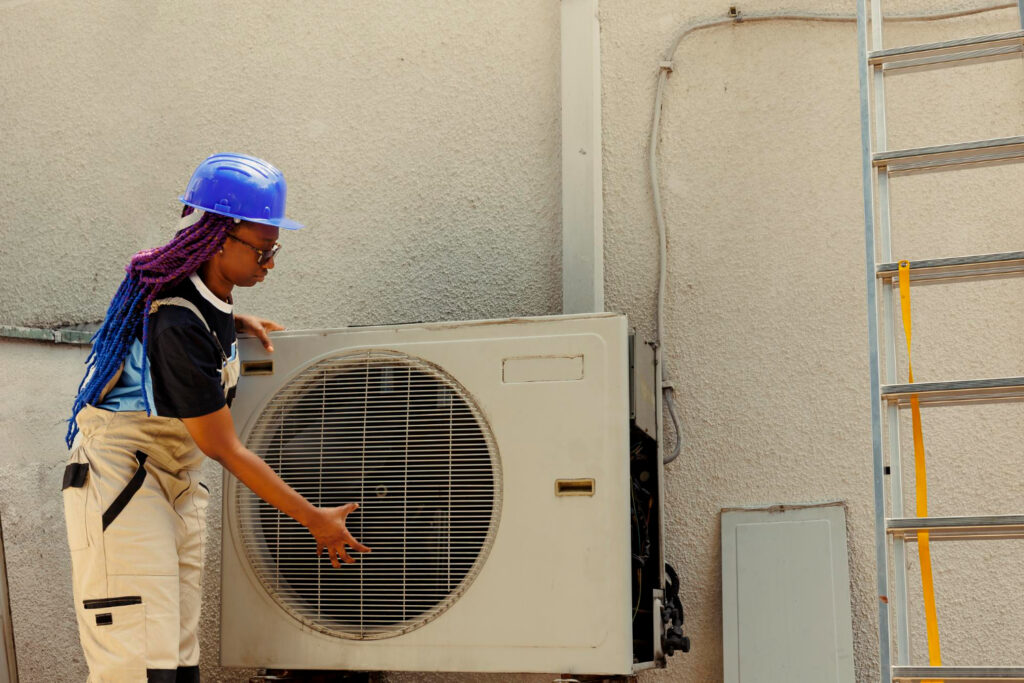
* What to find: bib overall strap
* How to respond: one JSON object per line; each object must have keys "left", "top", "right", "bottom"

{"left": 101, "top": 450, "right": 149, "bottom": 531}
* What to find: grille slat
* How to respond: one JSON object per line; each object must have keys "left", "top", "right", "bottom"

{"left": 238, "top": 351, "right": 500, "bottom": 640}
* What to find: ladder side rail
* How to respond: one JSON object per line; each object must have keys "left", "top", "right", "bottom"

{"left": 858, "top": 0, "right": 892, "bottom": 680}
{"left": 872, "top": 0, "right": 912, "bottom": 669}
{"left": 873, "top": 27, "right": 912, "bottom": 662}
{"left": 885, "top": 353, "right": 910, "bottom": 662}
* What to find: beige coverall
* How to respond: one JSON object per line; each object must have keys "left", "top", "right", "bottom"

{"left": 63, "top": 298, "right": 239, "bottom": 682}
{"left": 63, "top": 407, "right": 209, "bottom": 682}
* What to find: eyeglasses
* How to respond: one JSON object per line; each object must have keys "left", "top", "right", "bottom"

{"left": 226, "top": 233, "right": 281, "bottom": 265}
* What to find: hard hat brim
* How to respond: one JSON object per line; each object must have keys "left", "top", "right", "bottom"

{"left": 178, "top": 197, "right": 304, "bottom": 230}
{"left": 268, "top": 217, "right": 304, "bottom": 231}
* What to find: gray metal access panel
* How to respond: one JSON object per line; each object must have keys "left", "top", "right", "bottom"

{"left": 721, "top": 503, "right": 855, "bottom": 682}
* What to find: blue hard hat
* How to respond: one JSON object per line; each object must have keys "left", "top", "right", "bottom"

{"left": 179, "top": 153, "right": 304, "bottom": 230}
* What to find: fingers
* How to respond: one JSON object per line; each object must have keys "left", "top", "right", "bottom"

{"left": 326, "top": 545, "right": 353, "bottom": 568}
{"left": 321, "top": 544, "right": 368, "bottom": 566}
{"left": 313, "top": 503, "right": 371, "bottom": 567}
{"left": 253, "top": 324, "right": 274, "bottom": 353}
{"left": 318, "top": 536, "right": 370, "bottom": 567}
{"left": 238, "top": 316, "right": 282, "bottom": 351}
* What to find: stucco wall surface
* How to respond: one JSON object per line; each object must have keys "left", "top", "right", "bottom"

{"left": 2, "top": 0, "right": 1023, "bottom": 682}
{"left": 599, "top": 0, "right": 1024, "bottom": 679}
{"left": 0, "top": 0, "right": 562, "bottom": 330}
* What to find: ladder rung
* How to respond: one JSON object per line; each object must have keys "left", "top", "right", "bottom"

{"left": 882, "top": 377, "right": 1024, "bottom": 407}
{"left": 873, "top": 136, "right": 1024, "bottom": 173}
{"left": 870, "top": 30, "right": 1024, "bottom": 68}
{"left": 882, "top": 44, "right": 1022, "bottom": 72}
{"left": 887, "top": 515, "right": 1024, "bottom": 541}
{"left": 894, "top": 666, "right": 1024, "bottom": 681}
{"left": 877, "top": 252, "right": 1024, "bottom": 283}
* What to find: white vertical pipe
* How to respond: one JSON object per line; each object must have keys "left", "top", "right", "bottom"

{"left": 561, "top": 0, "right": 604, "bottom": 314}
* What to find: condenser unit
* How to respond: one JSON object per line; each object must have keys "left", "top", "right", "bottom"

{"left": 220, "top": 312, "right": 680, "bottom": 676}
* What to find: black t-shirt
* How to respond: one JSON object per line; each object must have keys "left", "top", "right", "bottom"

{"left": 148, "top": 273, "right": 238, "bottom": 418}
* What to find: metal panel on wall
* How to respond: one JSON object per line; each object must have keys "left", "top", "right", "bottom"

{"left": 721, "top": 502, "right": 855, "bottom": 683}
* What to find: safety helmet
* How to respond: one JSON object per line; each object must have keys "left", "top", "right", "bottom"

{"left": 179, "top": 153, "right": 304, "bottom": 230}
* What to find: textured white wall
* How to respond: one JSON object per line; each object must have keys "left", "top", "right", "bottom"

{"left": 0, "top": 0, "right": 562, "bottom": 329}
{"left": 2, "top": 0, "right": 1023, "bottom": 681}
{"left": 601, "top": 1, "right": 1024, "bottom": 679}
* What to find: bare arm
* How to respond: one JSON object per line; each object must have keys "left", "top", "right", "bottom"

{"left": 182, "top": 406, "right": 371, "bottom": 567}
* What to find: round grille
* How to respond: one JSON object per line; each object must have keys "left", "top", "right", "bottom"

{"left": 236, "top": 350, "right": 501, "bottom": 639}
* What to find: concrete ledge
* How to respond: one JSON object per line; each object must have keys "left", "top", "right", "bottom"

{"left": 0, "top": 325, "right": 99, "bottom": 346}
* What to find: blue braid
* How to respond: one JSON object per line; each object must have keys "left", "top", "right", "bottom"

{"left": 66, "top": 209, "right": 232, "bottom": 447}
{"left": 65, "top": 278, "right": 148, "bottom": 446}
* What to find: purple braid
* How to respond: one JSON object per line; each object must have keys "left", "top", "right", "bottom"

{"left": 66, "top": 208, "right": 235, "bottom": 447}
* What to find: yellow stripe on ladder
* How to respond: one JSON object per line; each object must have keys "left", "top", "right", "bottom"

{"left": 898, "top": 260, "right": 943, "bottom": 682}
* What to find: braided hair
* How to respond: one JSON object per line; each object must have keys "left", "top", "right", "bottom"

{"left": 66, "top": 207, "right": 236, "bottom": 447}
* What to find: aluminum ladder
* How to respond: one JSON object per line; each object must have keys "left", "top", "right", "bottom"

{"left": 856, "top": 1, "right": 1024, "bottom": 681}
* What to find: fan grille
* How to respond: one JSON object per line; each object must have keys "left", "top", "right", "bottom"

{"left": 237, "top": 350, "right": 501, "bottom": 639}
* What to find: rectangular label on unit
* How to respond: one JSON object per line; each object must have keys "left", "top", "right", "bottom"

{"left": 502, "top": 355, "right": 584, "bottom": 383}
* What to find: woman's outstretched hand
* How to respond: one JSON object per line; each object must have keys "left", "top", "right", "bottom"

{"left": 307, "top": 503, "right": 372, "bottom": 568}
{"left": 235, "top": 314, "right": 285, "bottom": 352}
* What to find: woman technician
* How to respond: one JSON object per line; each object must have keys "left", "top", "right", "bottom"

{"left": 61, "top": 153, "right": 370, "bottom": 682}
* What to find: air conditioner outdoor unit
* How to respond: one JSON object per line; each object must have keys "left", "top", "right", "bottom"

{"left": 221, "top": 312, "right": 674, "bottom": 676}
